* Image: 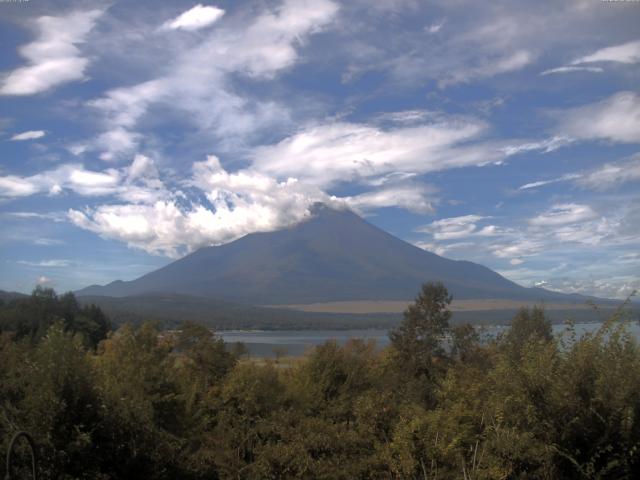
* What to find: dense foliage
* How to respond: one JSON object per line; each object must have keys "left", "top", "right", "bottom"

{"left": 1, "top": 284, "right": 639, "bottom": 479}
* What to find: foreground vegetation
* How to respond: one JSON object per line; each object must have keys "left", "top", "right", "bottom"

{"left": 1, "top": 284, "right": 639, "bottom": 479}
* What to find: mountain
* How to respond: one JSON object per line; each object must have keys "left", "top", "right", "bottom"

{"left": 77, "top": 205, "right": 586, "bottom": 305}
{"left": 0, "top": 290, "right": 28, "bottom": 303}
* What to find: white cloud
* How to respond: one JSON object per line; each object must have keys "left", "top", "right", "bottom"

{"left": 490, "top": 238, "right": 545, "bottom": 259}
{"left": 519, "top": 173, "right": 582, "bottom": 190}
{"left": 518, "top": 154, "right": 640, "bottom": 191}
{"left": 343, "top": 184, "right": 436, "bottom": 214}
{"left": 0, "top": 9, "right": 102, "bottom": 96}
{"left": 33, "top": 238, "right": 65, "bottom": 246}
{"left": 415, "top": 214, "right": 534, "bottom": 263}
{"left": 541, "top": 40, "right": 640, "bottom": 76}
{"left": 10, "top": 130, "right": 46, "bottom": 141}
{"left": 577, "top": 155, "right": 640, "bottom": 191}
{"left": 418, "top": 215, "right": 485, "bottom": 240}
{"left": 500, "top": 135, "right": 572, "bottom": 156}
{"left": 540, "top": 66, "right": 603, "bottom": 76}
{"left": 61, "top": 166, "right": 121, "bottom": 196}
{"left": 549, "top": 276, "right": 640, "bottom": 300}
{"left": 357, "top": 8, "right": 541, "bottom": 89}
{"left": 367, "top": 172, "right": 418, "bottom": 187}
{"left": 162, "top": 4, "right": 225, "bottom": 31}
{"left": 1, "top": 144, "right": 443, "bottom": 255}
{"left": 487, "top": 202, "right": 639, "bottom": 268}
{"left": 425, "top": 19, "right": 445, "bottom": 34}
{"left": 496, "top": 263, "right": 570, "bottom": 288}
{"left": 83, "top": 0, "right": 338, "bottom": 160}
{"left": 557, "top": 91, "right": 640, "bottom": 144}
{"left": 414, "top": 241, "right": 448, "bottom": 256}
{"left": 68, "top": 155, "right": 330, "bottom": 257}
{"left": 36, "top": 275, "right": 53, "bottom": 285}
{"left": 572, "top": 39, "right": 640, "bottom": 65}
{"left": 435, "top": 50, "right": 534, "bottom": 88}
{"left": 476, "top": 225, "right": 508, "bottom": 237}
{"left": 338, "top": 1, "right": 635, "bottom": 92}
{"left": 376, "top": 110, "right": 434, "bottom": 125}
{"left": 4, "top": 211, "right": 67, "bottom": 222}
{"left": 0, "top": 176, "right": 39, "bottom": 197}
{"left": 250, "top": 119, "right": 501, "bottom": 188}
{"left": 485, "top": 50, "right": 533, "bottom": 75}
{"left": 414, "top": 240, "right": 476, "bottom": 256}
{"left": 18, "top": 259, "right": 70, "bottom": 268}
{"left": 127, "top": 154, "right": 159, "bottom": 182}
{"left": 528, "top": 203, "right": 598, "bottom": 227}
{"left": 0, "top": 160, "right": 165, "bottom": 200}
{"left": 498, "top": 270, "right": 640, "bottom": 300}
{"left": 418, "top": 199, "right": 638, "bottom": 276}
{"left": 0, "top": 142, "right": 485, "bottom": 257}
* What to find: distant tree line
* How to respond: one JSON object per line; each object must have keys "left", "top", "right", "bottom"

{"left": 1, "top": 283, "right": 639, "bottom": 479}
{"left": 0, "top": 286, "right": 110, "bottom": 348}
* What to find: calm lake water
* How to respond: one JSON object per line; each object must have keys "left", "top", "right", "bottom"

{"left": 220, "top": 322, "right": 640, "bottom": 358}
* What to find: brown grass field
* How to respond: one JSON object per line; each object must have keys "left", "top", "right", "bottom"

{"left": 265, "top": 299, "right": 600, "bottom": 314}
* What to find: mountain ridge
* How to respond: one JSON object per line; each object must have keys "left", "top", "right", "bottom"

{"left": 76, "top": 205, "right": 593, "bottom": 305}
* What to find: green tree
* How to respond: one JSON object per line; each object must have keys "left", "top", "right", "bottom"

{"left": 176, "top": 321, "right": 236, "bottom": 389}
{"left": 450, "top": 323, "right": 480, "bottom": 362}
{"left": 0, "top": 322, "right": 105, "bottom": 480}
{"left": 212, "top": 362, "right": 285, "bottom": 479}
{"left": 389, "top": 282, "right": 452, "bottom": 387}
{"left": 92, "top": 323, "right": 184, "bottom": 479}
{"left": 0, "top": 288, "right": 111, "bottom": 348}
{"left": 503, "top": 306, "right": 553, "bottom": 357}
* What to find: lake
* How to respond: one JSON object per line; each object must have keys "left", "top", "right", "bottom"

{"left": 220, "top": 322, "right": 640, "bottom": 358}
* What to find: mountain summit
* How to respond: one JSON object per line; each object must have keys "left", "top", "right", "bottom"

{"left": 77, "top": 205, "right": 580, "bottom": 304}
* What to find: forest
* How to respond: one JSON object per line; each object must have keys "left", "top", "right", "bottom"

{"left": 1, "top": 284, "right": 639, "bottom": 479}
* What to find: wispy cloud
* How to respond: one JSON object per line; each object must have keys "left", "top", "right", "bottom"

{"left": 417, "top": 201, "right": 640, "bottom": 282}
{"left": 33, "top": 238, "right": 65, "bottom": 246}
{"left": 0, "top": 155, "right": 170, "bottom": 201}
{"left": 417, "top": 215, "right": 486, "bottom": 241}
{"left": 68, "top": 155, "right": 331, "bottom": 257}
{"left": 3, "top": 211, "right": 67, "bottom": 222}
{"left": 78, "top": 0, "right": 338, "bottom": 161}
{"left": 518, "top": 173, "right": 582, "bottom": 190}
{"left": 577, "top": 155, "right": 640, "bottom": 191}
{"left": 0, "top": 164, "right": 122, "bottom": 198}
{"left": 250, "top": 119, "right": 501, "bottom": 188}
{"left": 541, "top": 39, "right": 640, "bottom": 75}
{"left": 10, "top": 130, "right": 46, "bottom": 141}
{"left": 541, "top": 65, "right": 603, "bottom": 76}
{"left": 425, "top": 19, "right": 445, "bottom": 34}
{"left": 572, "top": 39, "right": 640, "bottom": 66}
{"left": 555, "top": 91, "right": 640, "bottom": 144}
{"left": 500, "top": 136, "right": 572, "bottom": 156}
{"left": 161, "top": 4, "right": 225, "bottom": 31}
{"left": 528, "top": 203, "right": 598, "bottom": 227}
{"left": 343, "top": 184, "right": 436, "bottom": 215}
{"left": 18, "top": 259, "right": 70, "bottom": 268}
{"left": 518, "top": 154, "right": 640, "bottom": 191}
{"left": 0, "top": 9, "right": 102, "bottom": 96}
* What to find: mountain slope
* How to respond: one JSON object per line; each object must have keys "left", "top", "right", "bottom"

{"left": 0, "top": 290, "right": 29, "bottom": 303}
{"left": 77, "top": 205, "right": 585, "bottom": 304}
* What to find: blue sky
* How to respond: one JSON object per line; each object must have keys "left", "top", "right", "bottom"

{"left": 0, "top": 0, "right": 639, "bottom": 299}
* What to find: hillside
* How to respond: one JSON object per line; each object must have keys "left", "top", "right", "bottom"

{"left": 0, "top": 290, "right": 28, "bottom": 303}
{"left": 77, "top": 205, "right": 589, "bottom": 305}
